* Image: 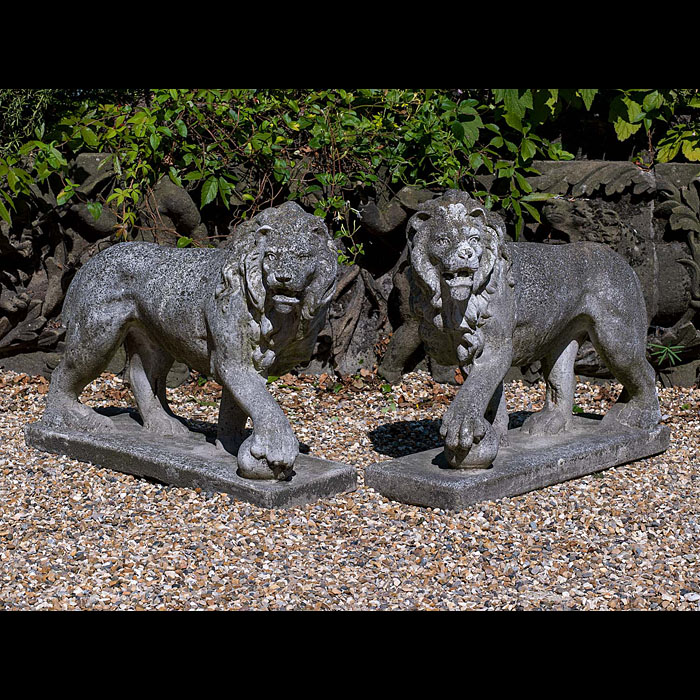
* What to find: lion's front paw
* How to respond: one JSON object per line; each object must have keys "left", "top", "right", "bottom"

{"left": 440, "top": 406, "right": 484, "bottom": 454}
{"left": 236, "top": 427, "right": 299, "bottom": 481}
{"left": 440, "top": 408, "right": 499, "bottom": 468}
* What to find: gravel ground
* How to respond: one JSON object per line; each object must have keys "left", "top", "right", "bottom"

{"left": 1, "top": 367, "right": 698, "bottom": 611}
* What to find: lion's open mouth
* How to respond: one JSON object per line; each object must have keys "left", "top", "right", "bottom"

{"left": 272, "top": 293, "right": 301, "bottom": 305}
{"left": 443, "top": 272, "right": 473, "bottom": 288}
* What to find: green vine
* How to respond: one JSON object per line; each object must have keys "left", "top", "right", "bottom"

{"left": 1, "top": 88, "right": 699, "bottom": 252}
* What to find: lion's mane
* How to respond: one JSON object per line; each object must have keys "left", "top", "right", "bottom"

{"left": 407, "top": 190, "right": 514, "bottom": 369}
{"left": 216, "top": 201, "right": 337, "bottom": 373}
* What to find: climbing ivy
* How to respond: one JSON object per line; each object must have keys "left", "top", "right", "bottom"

{"left": 1, "top": 88, "right": 698, "bottom": 246}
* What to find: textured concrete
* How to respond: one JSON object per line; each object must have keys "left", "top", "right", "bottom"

{"left": 25, "top": 410, "right": 357, "bottom": 509}
{"left": 365, "top": 414, "right": 671, "bottom": 511}
{"left": 39, "top": 201, "right": 338, "bottom": 481}
{"left": 402, "top": 190, "right": 663, "bottom": 470}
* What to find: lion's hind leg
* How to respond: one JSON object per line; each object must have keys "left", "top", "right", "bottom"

{"left": 43, "top": 305, "right": 132, "bottom": 432}
{"left": 125, "top": 328, "right": 190, "bottom": 437}
{"left": 588, "top": 309, "right": 661, "bottom": 431}
{"left": 521, "top": 337, "right": 580, "bottom": 436}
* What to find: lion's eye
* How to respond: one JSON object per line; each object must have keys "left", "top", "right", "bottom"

{"left": 265, "top": 252, "right": 277, "bottom": 261}
{"left": 469, "top": 236, "right": 480, "bottom": 246}
{"left": 435, "top": 237, "right": 450, "bottom": 246}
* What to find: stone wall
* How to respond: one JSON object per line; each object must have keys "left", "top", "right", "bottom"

{"left": 2, "top": 158, "right": 699, "bottom": 387}
{"left": 375, "top": 161, "right": 700, "bottom": 387}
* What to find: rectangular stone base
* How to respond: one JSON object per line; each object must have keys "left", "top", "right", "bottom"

{"left": 365, "top": 414, "right": 670, "bottom": 510}
{"left": 25, "top": 409, "right": 357, "bottom": 509}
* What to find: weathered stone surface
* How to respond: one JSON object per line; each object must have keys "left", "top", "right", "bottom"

{"left": 380, "top": 162, "right": 700, "bottom": 387}
{"left": 366, "top": 414, "right": 670, "bottom": 510}
{"left": 36, "top": 201, "right": 338, "bottom": 482}
{"left": 402, "top": 190, "right": 662, "bottom": 470}
{"left": 25, "top": 410, "right": 357, "bottom": 508}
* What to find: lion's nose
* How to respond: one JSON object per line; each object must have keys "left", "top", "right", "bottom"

{"left": 456, "top": 245, "right": 474, "bottom": 260}
{"left": 276, "top": 272, "right": 292, "bottom": 284}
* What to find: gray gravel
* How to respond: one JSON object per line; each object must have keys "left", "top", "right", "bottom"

{"left": 1, "top": 368, "right": 698, "bottom": 610}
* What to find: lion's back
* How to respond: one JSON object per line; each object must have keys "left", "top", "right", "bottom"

{"left": 509, "top": 240, "right": 647, "bottom": 362}
{"left": 509, "top": 240, "right": 640, "bottom": 304}
{"left": 64, "top": 242, "right": 225, "bottom": 324}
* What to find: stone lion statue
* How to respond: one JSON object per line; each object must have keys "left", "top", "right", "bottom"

{"left": 40, "top": 201, "right": 338, "bottom": 480}
{"left": 407, "top": 190, "right": 661, "bottom": 469}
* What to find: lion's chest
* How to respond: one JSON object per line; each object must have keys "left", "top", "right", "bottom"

{"left": 418, "top": 320, "right": 470, "bottom": 368}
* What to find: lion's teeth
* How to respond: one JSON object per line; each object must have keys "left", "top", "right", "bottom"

{"left": 273, "top": 294, "right": 300, "bottom": 304}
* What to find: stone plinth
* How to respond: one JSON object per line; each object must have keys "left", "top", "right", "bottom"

{"left": 25, "top": 410, "right": 357, "bottom": 509}
{"left": 365, "top": 414, "right": 670, "bottom": 510}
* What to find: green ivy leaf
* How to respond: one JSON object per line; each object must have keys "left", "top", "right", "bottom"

{"left": 578, "top": 89, "right": 598, "bottom": 111}
{"left": 609, "top": 96, "right": 641, "bottom": 141}
{"left": 520, "top": 200, "right": 541, "bottom": 223}
{"left": 177, "top": 236, "right": 193, "bottom": 248}
{"left": 0, "top": 197, "right": 11, "bottom": 225}
{"left": 81, "top": 126, "right": 98, "bottom": 147}
{"left": 681, "top": 139, "right": 700, "bottom": 161}
{"left": 520, "top": 139, "right": 537, "bottom": 161}
{"left": 514, "top": 171, "right": 533, "bottom": 193}
{"left": 503, "top": 89, "right": 526, "bottom": 118}
{"left": 521, "top": 192, "right": 558, "bottom": 202}
{"left": 200, "top": 176, "right": 219, "bottom": 208}
{"left": 614, "top": 118, "right": 642, "bottom": 141}
{"left": 504, "top": 111, "right": 523, "bottom": 132}
{"left": 642, "top": 90, "right": 664, "bottom": 112}
{"left": 168, "top": 167, "right": 182, "bottom": 187}
{"left": 86, "top": 202, "right": 103, "bottom": 221}
{"left": 56, "top": 187, "right": 74, "bottom": 206}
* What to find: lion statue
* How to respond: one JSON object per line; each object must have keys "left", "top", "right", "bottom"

{"left": 407, "top": 190, "right": 661, "bottom": 469}
{"left": 40, "top": 201, "right": 338, "bottom": 481}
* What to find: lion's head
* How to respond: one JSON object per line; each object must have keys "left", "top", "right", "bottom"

{"left": 218, "top": 201, "right": 338, "bottom": 372}
{"left": 407, "top": 190, "right": 513, "bottom": 366}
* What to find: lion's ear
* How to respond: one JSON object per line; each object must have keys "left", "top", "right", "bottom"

{"left": 406, "top": 211, "right": 431, "bottom": 242}
{"left": 410, "top": 228, "right": 442, "bottom": 310}
{"left": 472, "top": 226, "right": 500, "bottom": 292}
{"left": 299, "top": 236, "right": 338, "bottom": 324}
{"left": 240, "top": 247, "right": 265, "bottom": 313}
{"left": 310, "top": 221, "right": 330, "bottom": 238}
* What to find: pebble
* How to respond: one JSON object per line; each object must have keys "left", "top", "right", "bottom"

{"left": 0, "top": 368, "right": 698, "bottom": 610}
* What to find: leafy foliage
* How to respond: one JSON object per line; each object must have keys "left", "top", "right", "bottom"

{"left": 1, "top": 88, "right": 699, "bottom": 251}
{"left": 648, "top": 342, "right": 685, "bottom": 367}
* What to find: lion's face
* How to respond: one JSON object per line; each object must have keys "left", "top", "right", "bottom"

{"left": 424, "top": 223, "right": 485, "bottom": 302}
{"left": 217, "top": 201, "right": 337, "bottom": 373}
{"left": 261, "top": 229, "right": 320, "bottom": 314}
{"left": 408, "top": 197, "right": 500, "bottom": 311}
{"left": 406, "top": 191, "right": 512, "bottom": 365}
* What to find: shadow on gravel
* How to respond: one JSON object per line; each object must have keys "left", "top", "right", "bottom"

{"left": 369, "top": 419, "right": 443, "bottom": 458}
{"left": 93, "top": 406, "right": 312, "bottom": 454}
{"left": 368, "top": 411, "right": 562, "bottom": 458}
